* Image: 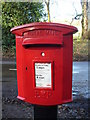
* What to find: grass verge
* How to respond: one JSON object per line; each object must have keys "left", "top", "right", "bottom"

{"left": 73, "top": 39, "right": 88, "bottom": 61}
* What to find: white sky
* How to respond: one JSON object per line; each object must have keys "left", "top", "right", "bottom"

{"left": 44, "top": 0, "right": 82, "bottom": 22}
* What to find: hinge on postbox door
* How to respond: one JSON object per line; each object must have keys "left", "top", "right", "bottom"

{"left": 62, "top": 41, "right": 64, "bottom": 47}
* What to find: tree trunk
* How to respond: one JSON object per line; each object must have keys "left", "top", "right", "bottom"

{"left": 45, "top": 0, "right": 50, "bottom": 22}
{"left": 81, "top": 0, "right": 88, "bottom": 38}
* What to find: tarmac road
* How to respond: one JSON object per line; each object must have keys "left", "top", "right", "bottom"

{"left": 72, "top": 62, "right": 89, "bottom": 99}
{"left": 1, "top": 60, "right": 89, "bottom": 119}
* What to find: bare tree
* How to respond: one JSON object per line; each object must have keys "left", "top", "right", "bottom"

{"left": 45, "top": 0, "right": 50, "bottom": 22}
{"left": 81, "top": 0, "right": 88, "bottom": 38}
{"left": 44, "top": 0, "right": 88, "bottom": 39}
{"left": 70, "top": 0, "right": 88, "bottom": 39}
{"left": 70, "top": 2, "right": 82, "bottom": 25}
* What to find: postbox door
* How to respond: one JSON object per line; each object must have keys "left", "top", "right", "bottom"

{"left": 22, "top": 45, "right": 63, "bottom": 105}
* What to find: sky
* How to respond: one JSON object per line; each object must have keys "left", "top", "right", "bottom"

{"left": 44, "top": 0, "right": 82, "bottom": 22}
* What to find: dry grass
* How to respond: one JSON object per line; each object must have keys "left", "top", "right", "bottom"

{"left": 73, "top": 39, "right": 88, "bottom": 61}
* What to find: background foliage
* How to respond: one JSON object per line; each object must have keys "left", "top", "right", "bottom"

{"left": 2, "top": 2, "right": 88, "bottom": 61}
{"left": 2, "top": 2, "right": 47, "bottom": 50}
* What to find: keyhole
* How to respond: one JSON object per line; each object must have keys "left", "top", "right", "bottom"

{"left": 26, "top": 67, "right": 27, "bottom": 70}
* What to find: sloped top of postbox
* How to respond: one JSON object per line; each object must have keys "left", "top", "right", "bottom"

{"left": 10, "top": 22, "right": 78, "bottom": 36}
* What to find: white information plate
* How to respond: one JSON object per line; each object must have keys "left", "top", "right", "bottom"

{"left": 35, "top": 63, "right": 51, "bottom": 88}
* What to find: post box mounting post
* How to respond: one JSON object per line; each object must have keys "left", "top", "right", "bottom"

{"left": 34, "top": 105, "right": 57, "bottom": 120}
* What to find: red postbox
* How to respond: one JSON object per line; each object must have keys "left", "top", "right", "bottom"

{"left": 11, "top": 22, "right": 78, "bottom": 106}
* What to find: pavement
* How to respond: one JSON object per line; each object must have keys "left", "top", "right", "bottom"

{"left": 1, "top": 60, "right": 90, "bottom": 119}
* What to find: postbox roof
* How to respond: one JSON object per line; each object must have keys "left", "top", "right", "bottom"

{"left": 10, "top": 22, "right": 78, "bottom": 36}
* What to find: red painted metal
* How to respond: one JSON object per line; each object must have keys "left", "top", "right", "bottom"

{"left": 11, "top": 22, "right": 78, "bottom": 106}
